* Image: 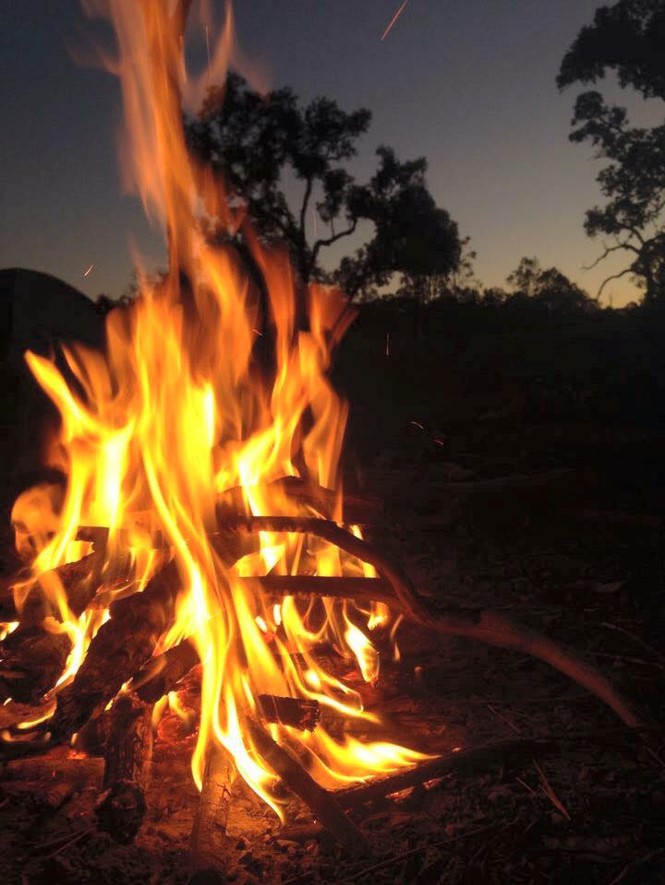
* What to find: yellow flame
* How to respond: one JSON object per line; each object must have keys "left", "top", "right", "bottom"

{"left": 4, "top": 0, "right": 431, "bottom": 815}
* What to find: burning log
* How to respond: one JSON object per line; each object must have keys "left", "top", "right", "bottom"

{"left": 133, "top": 638, "right": 200, "bottom": 704}
{"left": 0, "top": 550, "right": 136, "bottom": 704}
{"left": 96, "top": 691, "right": 153, "bottom": 844}
{"left": 215, "top": 476, "right": 382, "bottom": 526}
{"left": 227, "top": 515, "right": 648, "bottom": 736}
{"left": 189, "top": 745, "right": 236, "bottom": 879}
{"left": 0, "top": 552, "right": 103, "bottom": 624}
{"left": 245, "top": 717, "right": 369, "bottom": 854}
{"left": 337, "top": 738, "right": 557, "bottom": 809}
{"left": 224, "top": 515, "right": 433, "bottom": 624}
{"left": 0, "top": 627, "right": 71, "bottom": 704}
{"left": 50, "top": 560, "right": 181, "bottom": 741}
{"left": 256, "top": 695, "right": 320, "bottom": 731}
{"left": 133, "top": 639, "right": 321, "bottom": 730}
{"left": 247, "top": 575, "right": 394, "bottom": 608}
{"left": 0, "top": 549, "right": 133, "bottom": 703}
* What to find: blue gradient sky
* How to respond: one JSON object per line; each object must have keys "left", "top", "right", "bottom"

{"left": 0, "top": 1, "right": 651, "bottom": 306}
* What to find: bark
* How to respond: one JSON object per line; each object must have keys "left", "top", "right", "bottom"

{"left": 96, "top": 691, "right": 153, "bottom": 843}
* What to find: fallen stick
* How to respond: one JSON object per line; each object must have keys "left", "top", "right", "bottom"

{"left": 245, "top": 716, "right": 369, "bottom": 854}
{"left": 423, "top": 608, "right": 645, "bottom": 732}
{"left": 439, "top": 468, "right": 576, "bottom": 495}
{"left": 96, "top": 691, "right": 153, "bottom": 844}
{"left": 577, "top": 508, "right": 662, "bottom": 530}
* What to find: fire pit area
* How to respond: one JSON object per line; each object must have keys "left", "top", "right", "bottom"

{"left": 1, "top": 2, "right": 664, "bottom": 883}
{"left": 1, "top": 490, "right": 663, "bottom": 883}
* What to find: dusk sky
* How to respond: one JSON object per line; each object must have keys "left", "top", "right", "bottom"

{"left": 0, "top": 1, "right": 653, "bottom": 306}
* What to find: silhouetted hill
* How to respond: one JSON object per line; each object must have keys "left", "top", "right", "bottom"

{"left": 0, "top": 268, "right": 104, "bottom": 535}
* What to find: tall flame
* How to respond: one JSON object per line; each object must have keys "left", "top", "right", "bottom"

{"left": 10, "top": 0, "right": 426, "bottom": 814}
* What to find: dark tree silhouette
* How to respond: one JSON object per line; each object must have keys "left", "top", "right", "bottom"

{"left": 187, "top": 74, "right": 461, "bottom": 297}
{"left": 507, "top": 257, "right": 598, "bottom": 315}
{"left": 558, "top": 0, "right": 665, "bottom": 302}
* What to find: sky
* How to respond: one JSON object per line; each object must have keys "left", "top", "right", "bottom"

{"left": 0, "top": 0, "right": 652, "bottom": 307}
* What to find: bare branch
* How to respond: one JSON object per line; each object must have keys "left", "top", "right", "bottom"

{"left": 583, "top": 239, "right": 639, "bottom": 272}
{"left": 311, "top": 218, "right": 358, "bottom": 266}
{"left": 597, "top": 266, "right": 636, "bottom": 298}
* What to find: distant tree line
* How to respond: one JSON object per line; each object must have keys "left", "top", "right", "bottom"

{"left": 98, "top": 0, "right": 665, "bottom": 312}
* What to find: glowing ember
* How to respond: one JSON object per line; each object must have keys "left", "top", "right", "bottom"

{"left": 3, "top": 0, "right": 427, "bottom": 820}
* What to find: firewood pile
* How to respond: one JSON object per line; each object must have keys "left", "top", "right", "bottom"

{"left": 0, "top": 477, "right": 655, "bottom": 881}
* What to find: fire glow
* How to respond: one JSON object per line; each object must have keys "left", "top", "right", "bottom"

{"left": 6, "top": 0, "right": 426, "bottom": 820}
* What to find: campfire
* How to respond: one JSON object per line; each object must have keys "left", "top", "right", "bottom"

{"left": 0, "top": 1, "right": 648, "bottom": 877}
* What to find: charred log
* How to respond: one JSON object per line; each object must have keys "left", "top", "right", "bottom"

{"left": 0, "top": 627, "right": 71, "bottom": 703}
{"left": 133, "top": 638, "right": 200, "bottom": 703}
{"left": 189, "top": 745, "right": 236, "bottom": 879}
{"left": 256, "top": 695, "right": 321, "bottom": 731}
{"left": 0, "top": 552, "right": 103, "bottom": 625}
{"left": 338, "top": 738, "right": 557, "bottom": 809}
{"left": 96, "top": 691, "right": 153, "bottom": 843}
{"left": 50, "top": 560, "right": 181, "bottom": 741}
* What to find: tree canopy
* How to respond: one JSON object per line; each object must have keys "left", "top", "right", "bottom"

{"left": 558, "top": 0, "right": 665, "bottom": 302}
{"left": 506, "top": 257, "right": 598, "bottom": 315}
{"left": 186, "top": 73, "right": 461, "bottom": 297}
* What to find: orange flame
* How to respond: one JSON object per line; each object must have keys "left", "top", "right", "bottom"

{"left": 8, "top": 0, "right": 429, "bottom": 817}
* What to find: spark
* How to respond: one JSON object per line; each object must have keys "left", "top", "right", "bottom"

{"left": 83, "top": 264, "right": 94, "bottom": 277}
{"left": 380, "top": 0, "right": 410, "bottom": 41}
{"left": 205, "top": 24, "right": 211, "bottom": 80}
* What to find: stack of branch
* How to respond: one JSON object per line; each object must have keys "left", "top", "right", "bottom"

{"left": 0, "top": 486, "right": 654, "bottom": 861}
